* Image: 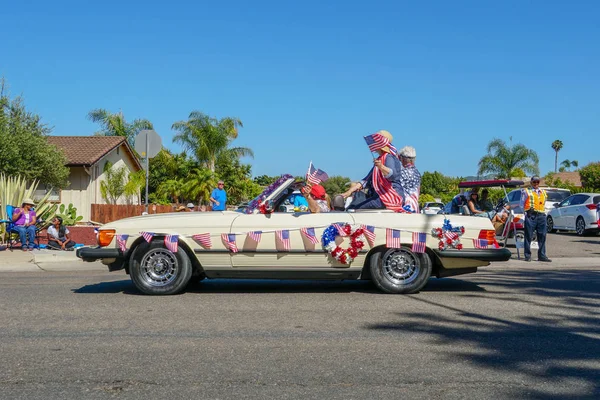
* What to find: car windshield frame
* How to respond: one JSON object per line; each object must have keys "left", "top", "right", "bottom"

{"left": 242, "top": 174, "right": 295, "bottom": 214}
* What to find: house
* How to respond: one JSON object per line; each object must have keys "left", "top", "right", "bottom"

{"left": 539, "top": 172, "right": 582, "bottom": 188}
{"left": 45, "top": 136, "right": 142, "bottom": 222}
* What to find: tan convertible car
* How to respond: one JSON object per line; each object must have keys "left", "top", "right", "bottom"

{"left": 77, "top": 175, "right": 511, "bottom": 295}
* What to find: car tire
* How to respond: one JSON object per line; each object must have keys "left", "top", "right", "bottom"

{"left": 576, "top": 216, "right": 588, "bottom": 236}
{"left": 129, "top": 239, "right": 192, "bottom": 295}
{"left": 369, "top": 247, "right": 432, "bottom": 294}
{"left": 547, "top": 216, "right": 556, "bottom": 233}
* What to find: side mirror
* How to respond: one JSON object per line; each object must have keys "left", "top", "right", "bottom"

{"left": 553, "top": 203, "right": 559, "bottom": 208}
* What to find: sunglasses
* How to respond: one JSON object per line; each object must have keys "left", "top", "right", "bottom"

{"left": 532, "top": 181, "right": 540, "bottom": 184}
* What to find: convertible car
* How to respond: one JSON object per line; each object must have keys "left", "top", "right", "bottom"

{"left": 77, "top": 175, "right": 511, "bottom": 295}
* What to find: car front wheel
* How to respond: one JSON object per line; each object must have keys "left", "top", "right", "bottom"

{"left": 129, "top": 239, "right": 192, "bottom": 295}
{"left": 369, "top": 247, "right": 432, "bottom": 294}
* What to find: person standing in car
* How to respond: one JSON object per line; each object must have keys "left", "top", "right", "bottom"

{"left": 520, "top": 176, "right": 551, "bottom": 262}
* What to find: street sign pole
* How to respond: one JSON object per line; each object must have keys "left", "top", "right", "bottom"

{"left": 145, "top": 135, "right": 149, "bottom": 213}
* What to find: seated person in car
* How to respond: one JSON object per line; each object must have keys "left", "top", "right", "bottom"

{"left": 301, "top": 184, "right": 331, "bottom": 213}
{"left": 468, "top": 190, "right": 496, "bottom": 219}
{"left": 478, "top": 189, "right": 495, "bottom": 212}
{"left": 449, "top": 191, "right": 468, "bottom": 214}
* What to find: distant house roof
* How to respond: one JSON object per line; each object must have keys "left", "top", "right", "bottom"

{"left": 539, "top": 172, "right": 582, "bottom": 187}
{"left": 47, "top": 136, "right": 142, "bottom": 170}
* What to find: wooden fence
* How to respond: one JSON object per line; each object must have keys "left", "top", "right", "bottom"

{"left": 91, "top": 204, "right": 175, "bottom": 224}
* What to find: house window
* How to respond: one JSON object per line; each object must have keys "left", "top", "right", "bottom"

{"left": 33, "top": 185, "right": 61, "bottom": 203}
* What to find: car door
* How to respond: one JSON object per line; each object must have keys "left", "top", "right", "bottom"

{"left": 230, "top": 211, "right": 355, "bottom": 268}
{"left": 553, "top": 196, "right": 573, "bottom": 228}
{"left": 562, "top": 194, "right": 589, "bottom": 229}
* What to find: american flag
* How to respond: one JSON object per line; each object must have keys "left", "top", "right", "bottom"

{"left": 473, "top": 239, "right": 499, "bottom": 249}
{"left": 222, "top": 233, "right": 238, "bottom": 253}
{"left": 116, "top": 234, "right": 129, "bottom": 252}
{"left": 411, "top": 232, "right": 426, "bottom": 253}
{"left": 192, "top": 233, "right": 212, "bottom": 248}
{"left": 165, "top": 234, "right": 178, "bottom": 253}
{"left": 386, "top": 228, "right": 401, "bottom": 248}
{"left": 306, "top": 162, "right": 329, "bottom": 185}
{"left": 362, "top": 225, "right": 376, "bottom": 246}
{"left": 248, "top": 231, "right": 262, "bottom": 243}
{"left": 276, "top": 230, "right": 291, "bottom": 251}
{"left": 301, "top": 227, "right": 319, "bottom": 244}
{"left": 371, "top": 154, "right": 405, "bottom": 211}
{"left": 141, "top": 231, "right": 154, "bottom": 243}
{"left": 333, "top": 223, "right": 349, "bottom": 237}
{"left": 364, "top": 133, "right": 390, "bottom": 152}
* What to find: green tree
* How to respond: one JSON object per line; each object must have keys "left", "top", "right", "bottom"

{"left": 551, "top": 140, "right": 563, "bottom": 173}
{"left": 571, "top": 160, "right": 579, "bottom": 170}
{"left": 560, "top": 159, "right": 571, "bottom": 172}
{"left": 100, "top": 161, "right": 127, "bottom": 204}
{"left": 172, "top": 111, "right": 253, "bottom": 172}
{"left": 253, "top": 175, "right": 281, "bottom": 186}
{"left": 0, "top": 80, "right": 69, "bottom": 188}
{"left": 157, "top": 178, "right": 184, "bottom": 205}
{"left": 418, "top": 193, "right": 436, "bottom": 208}
{"left": 87, "top": 108, "right": 153, "bottom": 147}
{"left": 420, "top": 171, "right": 454, "bottom": 198}
{"left": 215, "top": 152, "right": 261, "bottom": 205}
{"left": 182, "top": 168, "right": 216, "bottom": 206}
{"left": 478, "top": 138, "right": 539, "bottom": 179}
{"left": 578, "top": 162, "right": 600, "bottom": 190}
{"left": 124, "top": 169, "right": 146, "bottom": 204}
{"left": 148, "top": 149, "right": 196, "bottom": 198}
{"left": 321, "top": 176, "right": 351, "bottom": 198}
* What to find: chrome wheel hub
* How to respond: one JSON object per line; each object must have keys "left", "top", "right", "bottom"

{"left": 382, "top": 249, "right": 419, "bottom": 286}
{"left": 140, "top": 249, "right": 178, "bottom": 287}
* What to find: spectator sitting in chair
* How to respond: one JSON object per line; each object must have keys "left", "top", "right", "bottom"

{"left": 12, "top": 198, "right": 37, "bottom": 251}
{"left": 47, "top": 216, "right": 75, "bottom": 251}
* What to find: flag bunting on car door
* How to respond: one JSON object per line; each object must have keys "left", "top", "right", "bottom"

{"left": 362, "top": 225, "right": 376, "bottom": 247}
{"left": 165, "top": 234, "right": 178, "bottom": 252}
{"left": 192, "top": 233, "right": 212, "bottom": 249}
{"left": 247, "top": 231, "right": 262, "bottom": 243}
{"left": 116, "top": 234, "right": 129, "bottom": 252}
{"left": 300, "top": 227, "right": 319, "bottom": 244}
{"left": 411, "top": 232, "right": 426, "bottom": 253}
{"left": 222, "top": 233, "right": 238, "bottom": 253}
{"left": 276, "top": 230, "right": 291, "bottom": 251}
{"left": 141, "top": 231, "right": 155, "bottom": 243}
{"left": 386, "top": 228, "right": 401, "bottom": 248}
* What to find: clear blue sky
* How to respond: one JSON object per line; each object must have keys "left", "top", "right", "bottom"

{"left": 2, "top": 0, "right": 598, "bottom": 181}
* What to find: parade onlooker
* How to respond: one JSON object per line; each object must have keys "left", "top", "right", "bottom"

{"left": 47, "top": 216, "right": 75, "bottom": 251}
{"left": 12, "top": 198, "right": 37, "bottom": 251}
{"left": 210, "top": 181, "right": 227, "bottom": 211}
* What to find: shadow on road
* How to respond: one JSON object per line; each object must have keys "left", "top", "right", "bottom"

{"left": 366, "top": 269, "right": 600, "bottom": 399}
{"left": 73, "top": 277, "right": 486, "bottom": 295}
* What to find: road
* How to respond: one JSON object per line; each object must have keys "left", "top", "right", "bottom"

{"left": 1, "top": 253, "right": 599, "bottom": 399}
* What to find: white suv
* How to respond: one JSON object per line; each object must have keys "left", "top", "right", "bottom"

{"left": 506, "top": 188, "right": 571, "bottom": 214}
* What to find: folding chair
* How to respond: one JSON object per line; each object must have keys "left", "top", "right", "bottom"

{"left": 1, "top": 205, "right": 42, "bottom": 250}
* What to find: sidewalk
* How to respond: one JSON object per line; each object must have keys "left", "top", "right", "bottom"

{"left": 0, "top": 247, "right": 105, "bottom": 272}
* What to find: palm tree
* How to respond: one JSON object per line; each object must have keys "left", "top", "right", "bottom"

{"left": 172, "top": 111, "right": 253, "bottom": 172}
{"left": 551, "top": 140, "right": 563, "bottom": 173}
{"left": 560, "top": 159, "right": 571, "bottom": 172}
{"left": 124, "top": 170, "right": 146, "bottom": 204}
{"left": 157, "top": 179, "right": 184, "bottom": 205}
{"left": 571, "top": 160, "right": 579, "bottom": 170}
{"left": 182, "top": 168, "right": 216, "bottom": 206}
{"left": 478, "top": 138, "right": 539, "bottom": 179}
{"left": 88, "top": 109, "right": 153, "bottom": 147}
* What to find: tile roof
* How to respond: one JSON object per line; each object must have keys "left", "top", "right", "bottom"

{"left": 540, "top": 171, "right": 582, "bottom": 187}
{"left": 47, "top": 136, "right": 141, "bottom": 170}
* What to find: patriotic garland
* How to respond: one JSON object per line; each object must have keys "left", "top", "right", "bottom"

{"left": 321, "top": 223, "right": 366, "bottom": 265}
{"left": 245, "top": 174, "right": 294, "bottom": 214}
{"left": 431, "top": 218, "right": 465, "bottom": 250}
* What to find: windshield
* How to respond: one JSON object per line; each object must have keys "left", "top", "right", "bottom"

{"left": 242, "top": 174, "right": 294, "bottom": 214}
{"left": 547, "top": 191, "right": 570, "bottom": 202}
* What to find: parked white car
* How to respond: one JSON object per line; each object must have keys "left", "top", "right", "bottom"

{"left": 506, "top": 187, "right": 571, "bottom": 214}
{"left": 422, "top": 202, "right": 445, "bottom": 215}
{"left": 547, "top": 193, "right": 600, "bottom": 236}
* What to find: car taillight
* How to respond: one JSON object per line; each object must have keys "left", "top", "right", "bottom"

{"left": 585, "top": 204, "right": 597, "bottom": 210}
{"left": 478, "top": 229, "right": 498, "bottom": 246}
{"left": 97, "top": 229, "right": 116, "bottom": 247}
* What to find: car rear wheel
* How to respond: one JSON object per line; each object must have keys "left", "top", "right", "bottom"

{"left": 369, "top": 247, "right": 432, "bottom": 294}
{"left": 547, "top": 216, "right": 556, "bottom": 233}
{"left": 130, "top": 239, "right": 192, "bottom": 295}
{"left": 576, "top": 216, "right": 588, "bottom": 236}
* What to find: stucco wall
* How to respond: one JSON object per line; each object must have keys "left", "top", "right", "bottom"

{"left": 59, "top": 167, "right": 92, "bottom": 222}
{"left": 93, "top": 143, "right": 141, "bottom": 206}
